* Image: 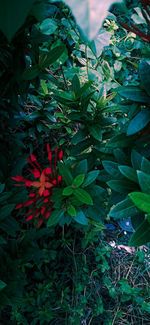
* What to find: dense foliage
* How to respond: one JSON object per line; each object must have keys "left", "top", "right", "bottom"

{"left": 0, "top": 0, "right": 150, "bottom": 324}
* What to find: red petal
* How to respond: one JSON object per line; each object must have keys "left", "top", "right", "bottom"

{"left": 58, "top": 175, "right": 62, "bottom": 182}
{"left": 47, "top": 143, "right": 50, "bottom": 153}
{"left": 15, "top": 203, "right": 23, "bottom": 209}
{"left": 52, "top": 179, "right": 57, "bottom": 185}
{"left": 44, "top": 198, "right": 49, "bottom": 203}
{"left": 25, "top": 180, "right": 33, "bottom": 187}
{"left": 59, "top": 150, "right": 63, "bottom": 161}
{"left": 30, "top": 154, "right": 37, "bottom": 162}
{"left": 45, "top": 168, "right": 52, "bottom": 175}
{"left": 26, "top": 215, "right": 33, "bottom": 221}
{"left": 41, "top": 207, "right": 45, "bottom": 215}
{"left": 43, "top": 190, "right": 49, "bottom": 197}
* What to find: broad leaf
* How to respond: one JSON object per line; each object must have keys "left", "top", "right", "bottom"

{"left": 129, "top": 220, "right": 150, "bottom": 246}
{"left": 58, "top": 162, "right": 73, "bottom": 185}
{"left": 139, "top": 60, "right": 150, "bottom": 96}
{"left": 68, "top": 205, "right": 76, "bottom": 217}
{"left": 118, "top": 87, "right": 150, "bottom": 103}
{"left": 141, "top": 157, "right": 150, "bottom": 174}
{"left": 73, "top": 209, "right": 88, "bottom": 225}
{"left": 62, "top": 0, "right": 122, "bottom": 40}
{"left": 74, "top": 188, "right": 93, "bottom": 205}
{"left": 82, "top": 170, "right": 99, "bottom": 188}
{"left": 129, "top": 192, "right": 150, "bottom": 213}
{"left": 72, "top": 174, "right": 85, "bottom": 188}
{"left": 127, "top": 110, "right": 150, "bottom": 136}
{"left": 63, "top": 186, "right": 73, "bottom": 196}
{"left": 137, "top": 171, "right": 150, "bottom": 194}
{"left": 39, "top": 18, "right": 57, "bottom": 35}
{"left": 47, "top": 210, "right": 64, "bottom": 227}
{"left": 118, "top": 166, "right": 138, "bottom": 183}
{"left": 107, "top": 180, "right": 137, "bottom": 194}
{"left": 109, "top": 197, "right": 140, "bottom": 219}
{"left": 89, "top": 125, "right": 102, "bottom": 141}
{"left": 103, "top": 161, "right": 122, "bottom": 178}
{"left": 131, "top": 150, "right": 143, "bottom": 170}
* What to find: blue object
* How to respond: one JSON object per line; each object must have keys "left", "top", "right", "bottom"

{"left": 104, "top": 223, "right": 116, "bottom": 230}
{"left": 118, "top": 217, "right": 134, "bottom": 232}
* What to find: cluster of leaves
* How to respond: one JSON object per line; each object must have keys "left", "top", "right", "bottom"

{"left": 0, "top": 0, "right": 150, "bottom": 323}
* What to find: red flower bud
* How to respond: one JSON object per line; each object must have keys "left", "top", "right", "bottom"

{"left": 59, "top": 150, "right": 63, "bottom": 161}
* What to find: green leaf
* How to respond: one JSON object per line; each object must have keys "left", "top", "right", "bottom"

{"left": 47, "top": 210, "right": 64, "bottom": 227}
{"left": 0, "top": 0, "right": 36, "bottom": 41}
{"left": 107, "top": 180, "right": 137, "bottom": 194}
{"left": 131, "top": 150, "right": 143, "bottom": 170}
{"left": 58, "top": 162, "right": 73, "bottom": 186}
{"left": 0, "top": 280, "right": 7, "bottom": 291}
{"left": 62, "top": 0, "right": 122, "bottom": 40}
{"left": 73, "top": 159, "right": 88, "bottom": 175}
{"left": 0, "top": 204, "right": 15, "bottom": 221}
{"left": 23, "top": 65, "right": 40, "bottom": 80}
{"left": 109, "top": 197, "right": 140, "bottom": 219}
{"left": 63, "top": 186, "right": 74, "bottom": 196}
{"left": 141, "top": 157, "right": 150, "bottom": 174}
{"left": 72, "top": 174, "right": 85, "bottom": 188}
{"left": 118, "top": 166, "right": 138, "bottom": 183}
{"left": 129, "top": 192, "right": 150, "bottom": 213}
{"left": 129, "top": 219, "right": 150, "bottom": 246}
{"left": 39, "top": 46, "right": 65, "bottom": 69}
{"left": 139, "top": 60, "right": 150, "bottom": 96}
{"left": 39, "top": 18, "right": 57, "bottom": 35}
{"left": 72, "top": 74, "right": 80, "bottom": 97}
{"left": 82, "top": 170, "right": 99, "bottom": 188}
{"left": 102, "top": 161, "right": 122, "bottom": 178}
{"left": 73, "top": 209, "right": 88, "bottom": 225}
{"left": 118, "top": 87, "right": 150, "bottom": 103}
{"left": 127, "top": 110, "right": 150, "bottom": 136}
{"left": 89, "top": 125, "right": 102, "bottom": 141}
{"left": 68, "top": 205, "right": 76, "bottom": 217}
{"left": 74, "top": 188, "right": 93, "bottom": 205}
{"left": 106, "top": 134, "right": 132, "bottom": 149}
{"left": 137, "top": 171, "right": 150, "bottom": 194}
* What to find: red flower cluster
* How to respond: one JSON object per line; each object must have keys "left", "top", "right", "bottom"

{"left": 12, "top": 145, "right": 63, "bottom": 227}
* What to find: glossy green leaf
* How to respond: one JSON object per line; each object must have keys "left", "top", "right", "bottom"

{"left": 139, "top": 60, "right": 150, "bottom": 96}
{"left": 72, "top": 74, "right": 80, "bottom": 97}
{"left": 58, "top": 162, "right": 73, "bottom": 186}
{"left": 102, "top": 160, "right": 122, "bottom": 178}
{"left": 39, "top": 18, "right": 57, "bottom": 35}
{"left": 82, "top": 170, "right": 99, "bottom": 188}
{"left": 62, "top": 0, "right": 122, "bottom": 40}
{"left": 137, "top": 171, "right": 150, "bottom": 194}
{"left": 131, "top": 150, "right": 143, "bottom": 170}
{"left": 127, "top": 110, "right": 150, "bottom": 136}
{"left": 107, "top": 180, "right": 137, "bottom": 194}
{"left": 129, "top": 192, "right": 150, "bottom": 213}
{"left": 0, "top": 0, "right": 35, "bottom": 41}
{"left": 129, "top": 219, "right": 150, "bottom": 246}
{"left": 109, "top": 197, "right": 140, "bottom": 219}
{"left": 73, "top": 209, "right": 88, "bottom": 225}
{"left": 118, "top": 87, "right": 150, "bottom": 103}
{"left": 73, "top": 159, "right": 88, "bottom": 175}
{"left": 89, "top": 125, "right": 102, "bottom": 141}
{"left": 63, "top": 186, "right": 74, "bottom": 196}
{"left": 72, "top": 174, "right": 85, "bottom": 188}
{"left": 118, "top": 166, "right": 138, "bottom": 183}
{"left": 68, "top": 205, "right": 76, "bottom": 217}
{"left": 47, "top": 210, "right": 64, "bottom": 227}
{"left": 39, "top": 46, "right": 65, "bottom": 69}
{"left": 74, "top": 188, "right": 93, "bottom": 205}
{"left": 141, "top": 157, "right": 150, "bottom": 174}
